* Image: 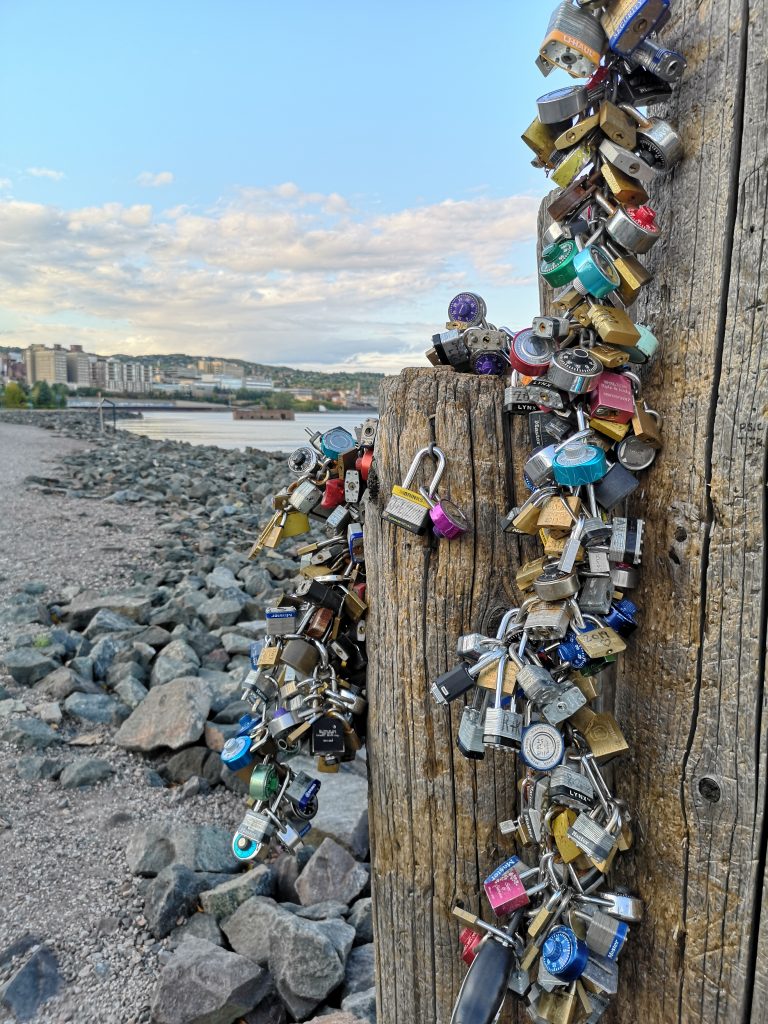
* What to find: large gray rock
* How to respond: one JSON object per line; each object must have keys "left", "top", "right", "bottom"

{"left": 347, "top": 899, "right": 373, "bottom": 945}
{"left": 150, "top": 639, "right": 201, "bottom": 687}
{"left": 1, "top": 649, "right": 58, "bottom": 687}
{"left": 16, "top": 756, "right": 62, "bottom": 782}
{"left": 291, "top": 901, "right": 349, "bottom": 922}
{"left": 200, "top": 867, "right": 274, "bottom": 921}
{"left": 268, "top": 913, "right": 349, "bottom": 1020}
{"left": 165, "top": 746, "right": 222, "bottom": 787}
{"left": 126, "top": 824, "right": 237, "bottom": 876}
{"left": 221, "top": 897, "right": 293, "bottom": 966}
{"left": 341, "top": 944, "right": 375, "bottom": 999}
{"left": 63, "top": 692, "right": 129, "bottom": 725}
{"left": 114, "top": 677, "right": 210, "bottom": 752}
{"left": 170, "top": 913, "right": 223, "bottom": 949}
{"left": 66, "top": 588, "right": 152, "bottom": 629}
{"left": 341, "top": 988, "right": 376, "bottom": 1024}
{"left": 59, "top": 758, "right": 114, "bottom": 788}
{"left": 295, "top": 839, "right": 369, "bottom": 908}
{"left": 150, "top": 938, "right": 270, "bottom": 1024}
{"left": 33, "top": 666, "right": 98, "bottom": 700}
{"left": 0, "top": 946, "right": 60, "bottom": 1021}
{"left": 199, "top": 672, "right": 241, "bottom": 714}
{"left": 313, "top": 918, "right": 356, "bottom": 963}
{"left": 83, "top": 608, "right": 141, "bottom": 639}
{"left": 145, "top": 865, "right": 229, "bottom": 939}
{"left": 114, "top": 676, "right": 149, "bottom": 708}
{"left": 199, "top": 588, "right": 249, "bottom": 630}
{"left": 206, "top": 567, "right": 240, "bottom": 593}
{"left": 0, "top": 717, "right": 62, "bottom": 749}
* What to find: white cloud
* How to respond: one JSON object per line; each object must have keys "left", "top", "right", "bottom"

{"left": 0, "top": 184, "right": 541, "bottom": 370}
{"left": 27, "top": 167, "right": 64, "bottom": 181}
{"left": 0, "top": 178, "right": 11, "bottom": 190}
{"left": 136, "top": 171, "right": 174, "bottom": 187}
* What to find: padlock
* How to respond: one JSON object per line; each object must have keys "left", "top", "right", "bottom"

{"left": 280, "top": 637, "right": 322, "bottom": 674}
{"left": 294, "top": 578, "right": 344, "bottom": 612}
{"left": 601, "top": 0, "right": 669, "bottom": 56}
{"left": 537, "top": 85, "right": 590, "bottom": 124}
{"left": 616, "top": 435, "right": 657, "bottom": 471}
{"left": 593, "top": 191, "right": 660, "bottom": 253}
{"left": 589, "top": 371, "right": 635, "bottom": 422}
{"left": 609, "top": 516, "right": 644, "bottom": 564}
{"left": 457, "top": 689, "right": 490, "bottom": 760}
{"left": 430, "top": 329, "right": 471, "bottom": 370}
{"left": 546, "top": 349, "right": 603, "bottom": 394}
{"left": 593, "top": 462, "right": 639, "bottom": 509}
{"left": 520, "top": 721, "right": 566, "bottom": 770}
{"left": 600, "top": 161, "right": 649, "bottom": 205}
{"left": 572, "top": 246, "right": 621, "bottom": 300}
{"left": 288, "top": 480, "right": 324, "bottom": 515}
{"left": 551, "top": 143, "right": 594, "bottom": 189}
{"left": 574, "top": 907, "right": 629, "bottom": 961}
{"left": 533, "top": 564, "right": 581, "bottom": 601}
{"left": 533, "top": 315, "right": 573, "bottom": 341}
{"left": 552, "top": 809, "right": 584, "bottom": 863}
{"left": 381, "top": 445, "right": 443, "bottom": 535}
{"left": 540, "top": 240, "right": 579, "bottom": 288}
{"left": 448, "top": 291, "right": 487, "bottom": 327}
{"left": 504, "top": 487, "right": 559, "bottom": 534}
{"left": 318, "top": 426, "right": 356, "bottom": 459}
{"left": 582, "top": 711, "right": 630, "bottom": 761}
{"left": 590, "top": 414, "right": 630, "bottom": 440}
{"left": 580, "top": 955, "right": 619, "bottom": 995}
{"left": 602, "top": 239, "right": 652, "bottom": 305}
{"left": 553, "top": 440, "right": 608, "bottom": 486}
{"left": 542, "top": 928, "right": 590, "bottom": 982}
{"left": 574, "top": 621, "right": 626, "bottom": 658}
{"left": 529, "top": 411, "right": 573, "bottom": 448}
{"left": 555, "top": 111, "right": 601, "bottom": 150}
{"left": 509, "top": 329, "right": 558, "bottom": 375}
{"left": 525, "top": 600, "right": 573, "bottom": 638}
{"left": 522, "top": 117, "right": 560, "bottom": 167}
{"left": 265, "top": 605, "right": 298, "bottom": 636}
{"left": 598, "top": 101, "right": 637, "bottom": 148}
{"left": 483, "top": 654, "right": 523, "bottom": 751}
{"left": 567, "top": 806, "right": 621, "bottom": 864}
{"left": 549, "top": 765, "right": 596, "bottom": 810}
{"left": 485, "top": 864, "right": 548, "bottom": 916}
{"left": 418, "top": 484, "right": 469, "bottom": 540}
{"left": 598, "top": 137, "right": 658, "bottom": 185}
{"left": 538, "top": 495, "right": 582, "bottom": 535}
{"left": 548, "top": 175, "right": 598, "bottom": 221}
{"left": 463, "top": 327, "right": 510, "bottom": 375}
{"left": 584, "top": 300, "right": 641, "bottom": 348}
{"left": 275, "top": 817, "right": 312, "bottom": 854}
{"left": 631, "top": 400, "right": 663, "bottom": 447}
{"left": 626, "top": 36, "right": 687, "bottom": 82}
{"left": 578, "top": 576, "right": 614, "bottom": 615}
{"left": 344, "top": 469, "right": 362, "bottom": 504}
{"left": 540, "top": 1, "right": 607, "bottom": 78}
{"left": 619, "top": 104, "right": 684, "bottom": 173}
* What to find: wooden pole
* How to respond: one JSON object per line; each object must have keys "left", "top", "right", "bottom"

{"left": 366, "top": 2, "right": 768, "bottom": 1021}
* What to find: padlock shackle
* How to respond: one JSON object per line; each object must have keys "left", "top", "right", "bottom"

{"left": 401, "top": 444, "right": 445, "bottom": 493}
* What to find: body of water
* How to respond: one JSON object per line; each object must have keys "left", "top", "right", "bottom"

{"left": 119, "top": 410, "right": 374, "bottom": 452}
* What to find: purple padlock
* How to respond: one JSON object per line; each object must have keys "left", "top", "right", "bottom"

{"left": 419, "top": 484, "right": 469, "bottom": 540}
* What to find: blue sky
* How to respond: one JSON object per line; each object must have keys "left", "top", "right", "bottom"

{"left": 0, "top": 1, "right": 553, "bottom": 372}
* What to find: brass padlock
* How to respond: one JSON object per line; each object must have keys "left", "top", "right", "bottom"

{"left": 538, "top": 986, "right": 578, "bottom": 1024}
{"left": 249, "top": 510, "right": 286, "bottom": 557}
{"left": 551, "top": 142, "right": 593, "bottom": 189}
{"left": 601, "top": 162, "right": 649, "bottom": 205}
{"left": 554, "top": 111, "right": 600, "bottom": 150}
{"left": 590, "top": 416, "right": 630, "bottom": 442}
{"left": 589, "top": 343, "right": 631, "bottom": 369}
{"left": 632, "top": 400, "right": 663, "bottom": 447}
{"left": 583, "top": 711, "right": 629, "bottom": 762}
{"left": 604, "top": 240, "right": 653, "bottom": 305}
{"left": 599, "top": 101, "right": 637, "bottom": 148}
{"left": 575, "top": 624, "right": 627, "bottom": 658}
{"left": 522, "top": 117, "right": 558, "bottom": 167}
{"left": 258, "top": 645, "right": 282, "bottom": 668}
{"left": 476, "top": 659, "right": 518, "bottom": 696}
{"left": 586, "top": 300, "right": 641, "bottom": 347}
{"left": 282, "top": 511, "right": 310, "bottom": 539}
{"left": 516, "top": 556, "right": 548, "bottom": 591}
{"left": 552, "top": 808, "right": 582, "bottom": 862}
{"left": 537, "top": 495, "right": 581, "bottom": 534}
{"left": 571, "top": 671, "right": 599, "bottom": 702}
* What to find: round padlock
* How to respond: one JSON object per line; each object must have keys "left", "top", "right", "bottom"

{"left": 540, "top": 240, "right": 578, "bottom": 287}
{"left": 573, "top": 246, "right": 621, "bottom": 299}
{"left": 520, "top": 722, "right": 565, "bottom": 771}
{"left": 536, "top": 85, "right": 589, "bottom": 124}
{"left": 553, "top": 440, "right": 608, "bottom": 485}
{"left": 542, "top": 926, "right": 590, "bottom": 981}
{"left": 509, "top": 329, "right": 557, "bottom": 376}
{"left": 546, "top": 348, "right": 603, "bottom": 394}
{"left": 448, "top": 292, "right": 486, "bottom": 327}
{"left": 221, "top": 735, "right": 253, "bottom": 772}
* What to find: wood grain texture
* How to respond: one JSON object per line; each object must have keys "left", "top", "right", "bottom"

{"left": 365, "top": 368, "right": 522, "bottom": 1024}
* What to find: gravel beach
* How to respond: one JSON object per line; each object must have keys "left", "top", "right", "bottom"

{"left": 0, "top": 413, "right": 372, "bottom": 1024}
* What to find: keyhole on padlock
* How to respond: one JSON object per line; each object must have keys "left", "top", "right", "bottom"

{"left": 698, "top": 777, "right": 721, "bottom": 803}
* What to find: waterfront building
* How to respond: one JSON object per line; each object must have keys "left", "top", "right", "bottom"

{"left": 25, "top": 344, "right": 68, "bottom": 385}
{"left": 66, "top": 345, "right": 92, "bottom": 387}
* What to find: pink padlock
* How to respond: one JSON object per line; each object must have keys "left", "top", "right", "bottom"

{"left": 419, "top": 486, "right": 469, "bottom": 540}
{"left": 484, "top": 866, "right": 547, "bottom": 916}
{"left": 459, "top": 928, "right": 483, "bottom": 964}
{"left": 590, "top": 370, "right": 635, "bottom": 423}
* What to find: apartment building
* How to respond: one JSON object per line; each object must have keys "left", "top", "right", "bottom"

{"left": 66, "top": 345, "right": 91, "bottom": 387}
{"left": 25, "top": 344, "right": 68, "bottom": 385}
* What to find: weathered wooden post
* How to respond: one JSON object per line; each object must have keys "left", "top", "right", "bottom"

{"left": 366, "top": 2, "right": 768, "bottom": 1022}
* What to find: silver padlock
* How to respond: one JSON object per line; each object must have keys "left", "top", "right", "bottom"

{"left": 539, "top": 1, "right": 607, "bottom": 78}
{"left": 620, "top": 104, "right": 683, "bottom": 173}
{"left": 483, "top": 654, "right": 523, "bottom": 751}
{"left": 289, "top": 479, "right": 324, "bottom": 514}
{"left": 457, "top": 689, "right": 489, "bottom": 760}
{"left": 578, "top": 576, "right": 614, "bottom": 614}
{"left": 381, "top": 446, "right": 444, "bottom": 535}
{"left": 549, "top": 765, "right": 596, "bottom": 810}
{"left": 626, "top": 36, "right": 687, "bottom": 82}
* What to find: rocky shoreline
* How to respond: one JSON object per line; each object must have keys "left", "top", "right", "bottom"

{"left": 0, "top": 412, "right": 373, "bottom": 1024}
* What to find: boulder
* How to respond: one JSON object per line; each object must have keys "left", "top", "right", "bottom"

{"left": 83, "top": 608, "right": 141, "bottom": 639}
{"left": 165, "top": 746, "right": 222, "bottom": 787}
{"left": 63, "top": 692, "right": 129, "bottom": 726}
{"left": 0, "top": 718, "right": 62, "bottom": 750}
{"left": 291, "top": 901, "right": 349, "bottom": 922}
{"left": 114, "top": 677, "right": 149, "bottom": 709}
{"left": 170, "top": 913, "right": 223, "bottom": 949}
{"left": 221, "top": 897, "right": 293, "bottom": 966}
{"left": 59, "top": 758, "right": 114, "bottom": 788}
{"left": 16, "top": 756, "right": 61, "bottom": 782}
{"left": 114, "top": 678, "right": 210, "bottom": 752}
{"left": 200, "top": 867, "right": 275, "bottom": 921}
{"left": 199, "top": 588, "right": 249, "bottom": 630}
{"left": 347, "top": 899, "right": 373, "bottom": 945}
{"left": 144, "top": 865, "right": 230, "bottom": 939}
{"left": 150, "top": 639, "right": 201, "bottom": 687}
{"left": 0, "top": 699, "right": 26, "bottom": 716}
{"left": 341, "top": 944, "right": 375, "bottom": 999}
{"left": 268, "top": 913, "right": 349, "bottom": 1020}
{"left": 0, "top": 946, "right": 60, "bottom": 1021}
{"left": 66, "top": 588, "right": 152, "bottom": 630}
{"left": 204, "top": 721, "right": 239, "bottom": 752}
{"left": 33, "top": 666, "right": 98, "bottom": 700}
{"left": 341, "top": 988, "right": 376, "bottom": 1023}
{"left": 1, "top": 650, "right": 58, "bottom": 687}
{"left": 295, "top": 839, "right": 369, "bottom": 908}
{"left": 150, "top": 938, "right": 270, "bottom": 1024}
{"left": 199, "top": 672, "right": 242, "bottom": 714}
{"left": 126, "top": 824, "right": 237, "bottom": 876}
{"left": 37, "top": 701, "right": 62, "bottom": 726}
{"left": 289, "top": 757, "right": 368, "bottom": 855}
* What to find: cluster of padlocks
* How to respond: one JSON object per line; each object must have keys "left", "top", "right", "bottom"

{"left": 423, "top": 2, "right": 685, "bottom": 1022}
{"left": 220, "top": 421, "right": 376, "bottom": 862}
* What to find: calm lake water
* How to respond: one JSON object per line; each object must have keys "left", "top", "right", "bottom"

{"left": 119, "top": 410, "right": 373, "bottom": 453}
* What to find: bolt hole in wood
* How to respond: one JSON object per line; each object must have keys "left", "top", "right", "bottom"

{"left": 669, "top": 548, "right": 681, "bottom": 564}
{"left": 698, "top": 777, "right": 722, "bottom": 803}
{"left": 675, "top": 526, "right": 688, "bottom": 542}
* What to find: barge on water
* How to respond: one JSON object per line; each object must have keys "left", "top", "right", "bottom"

{"left": 232, "top": 407, "right": 295, "bottom": 421}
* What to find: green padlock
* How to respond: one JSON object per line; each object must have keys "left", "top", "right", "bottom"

{"left": 539, "top": 240, "right": 578, "bottom": 288}
{"left": 249, "top": 762, "right": 280, "bottom": 801}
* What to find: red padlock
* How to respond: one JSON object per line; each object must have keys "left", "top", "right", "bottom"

{"left": 320, "top": 477, "right": 345, "bottom": 510}
{"left": 509, "top": 329, "right": 557, "bottom": 376}
{"left": 590, "top": 371, "right": 635, "bottom": 423}
{"left": 627, "top": 205, "right": 657, "bottom": 230}
{"left": 459, "top": 928, "right": 483, "bottom": 965}
{"left": 356, "top": 449, "right": 375, "bottom": 482}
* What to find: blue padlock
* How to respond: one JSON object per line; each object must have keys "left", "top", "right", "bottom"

{"left": 553, "top": 441, "right": 607, "bottom": 486}
{"left": 236, "top": 714, "right": 261, "bottom": 737}
{"left": 232, "top": 833, "right": 260, "bottom": 861}
{"left": 605, "top": 598, "right": 639, "bottom": 636}
{"left": 320, "top": 427, "right": 355, "bottom": 459}
{"left": 542, "top": 926, "right": 590, "bottom": 981}
{"left": 221, "top": 735, "right": 253, "bottom": 772}
{"left": 573, "top": 246, "right": 621, "bottom": 300}
{"left": 602, "top": 0, "right": 670, "bottom": 56}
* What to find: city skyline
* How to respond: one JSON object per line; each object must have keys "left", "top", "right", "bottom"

{"left": 0, "top": 1, "right": 550, "bottom": 374}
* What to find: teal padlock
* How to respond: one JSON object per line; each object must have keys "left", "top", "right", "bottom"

{"left": 552, "top": 440, "right": 607, "bottom": 485}
{"left": 573, "top": 246, "right": 621, "bottom": 299}
{"left": 625, "top": 323, "right": 660, "bottom": 364}
{"left": 540, "top": 240, "right": 578, "bottom": 288}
